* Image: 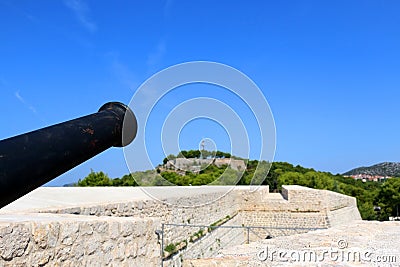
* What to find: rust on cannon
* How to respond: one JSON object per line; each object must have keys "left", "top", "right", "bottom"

{"left": 0, "top": 102, "right": 137, "bottom": 208}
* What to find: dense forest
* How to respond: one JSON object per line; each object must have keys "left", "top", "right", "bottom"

{"left": 76, "top": 150, "right": 400, "bottom": 221}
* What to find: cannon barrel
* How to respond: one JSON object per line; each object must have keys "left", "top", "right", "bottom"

{"left": 0, "top": 102, "right": 137, "bottom": 208}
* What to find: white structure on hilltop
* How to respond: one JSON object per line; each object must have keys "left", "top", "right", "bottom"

{"left": 165, "top": 157, "right": 246, "bottom": 173}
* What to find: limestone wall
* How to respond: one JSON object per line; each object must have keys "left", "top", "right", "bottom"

{"left": 164, "top": 214, "right": 245, "bottom": 267}
{"left": 0, "top": 213, "right": 159, "bottom": 267}
{"left": 40, "top": 189, "right": 244, "bottom": 249}
{"left": 164, "top": 186, "right": 361, "bottom": 266}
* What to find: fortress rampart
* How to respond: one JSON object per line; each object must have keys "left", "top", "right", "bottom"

{"left": 0, "top": 185, "right": 361, "bottom": 266}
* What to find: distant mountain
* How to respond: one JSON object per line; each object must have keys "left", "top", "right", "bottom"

{"left": 63, "top": 182, "right": 77, "bottom": 187}
{"left": 343, "top": 162, "right": 400, "bottom": 177}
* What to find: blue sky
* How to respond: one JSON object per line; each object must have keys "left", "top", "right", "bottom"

{"left": 1, "top": 1, "right": 399, "bottom": 186}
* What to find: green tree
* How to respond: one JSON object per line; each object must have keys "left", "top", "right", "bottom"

{"left": 78, "top": 170, "right": 112, "bottom": 186}
{"left": 212, "top": 168, "right": 240, "bottom": 185}
{"left": 163, "top": 154, "right": 177, "bottom": 164}
{"left": 120, "top": 174, "right": 138, "bottom": 186}
{"left": 375, "top": 178, "right": 400, "bottom": 220}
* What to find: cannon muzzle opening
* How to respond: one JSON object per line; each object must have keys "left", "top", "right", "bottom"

{"left": 0, "top": 102, "right": 137, "bottom": 208}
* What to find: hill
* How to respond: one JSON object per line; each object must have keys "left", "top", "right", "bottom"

{"left": 343, "top": 162, "right": 400, "bottom": 177}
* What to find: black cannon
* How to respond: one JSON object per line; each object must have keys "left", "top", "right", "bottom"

{"left": 0, "top": 102, "right": 137, "bottom": 208}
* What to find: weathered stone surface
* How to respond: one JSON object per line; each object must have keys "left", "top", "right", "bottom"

{"left": 112, "top": 242, "right": 125, "bottom": 261}
{"left": 55, "top": 246, "right": 71, "bottom": 262}
{"left": 85, "top": 235, "right": 101, "bottom": 255}
{"left": 32, "top": 223, "right": 49, "bottom": 249}
{"left": 30, "top": 250, "right": 52, "bottom": 266}
{"left": 102, "top": 240, "right": 114, "bottom": 254}
{"left": 47, "top": 223, "right": 60, "bottom": 248}
{"left": 0, "top": 224, "right": 30, "bottom": 260}
{"left": 108, "top": 221, "right": 120, "bottom": 240}
{"left": 125, "top": 241, "right": 138, "bottom": 258}
{"left": 70, "top": 242, "right": 84, "bottom": 261}
{"left": 120, "top": 221, "right": 133, "bottom": 237}
{"left": 92, "top": 221, "right": 108, "bottom": 233}
{"left": 79, "top": 222, "right": 93, "bottom": 236}
{"left": 60, "top": 223, "right": 79, "bottom": 246}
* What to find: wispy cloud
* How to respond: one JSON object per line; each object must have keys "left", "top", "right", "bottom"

{"left": 0, "top": 1, "right": 38, "bottom": 23}
{"left": 15, "top": 90, "right": 38, "bottom": 114}
{"left": 146, "top": 40, "right": 167, "bottom": 69}
{"left": 163, "top": 0, "right": 174, "bottom": 18}
{"left": 106, "top": 52, "right": 138, "bottom": 90}
{"left": 64, "top": 0, "right": 97, "bottom": 33}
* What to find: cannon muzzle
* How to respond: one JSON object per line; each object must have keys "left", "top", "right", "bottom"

{"left": 0, "top": 102, "right": 137, "bottom": 208}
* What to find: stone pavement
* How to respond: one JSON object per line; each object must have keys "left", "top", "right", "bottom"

{"left": 185, "top": 221, "right": 400, "bottom": 266}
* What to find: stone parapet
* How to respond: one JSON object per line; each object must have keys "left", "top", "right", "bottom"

{"left": 0, "top": 213, "right": 159, "bottom": 266}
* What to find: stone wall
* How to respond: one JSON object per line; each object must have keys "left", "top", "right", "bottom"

{"left": 0, "top": 213, "right": 159, "bottom": 267}
{"left": 235, "top": 185, "right": 361, "bottom": 241}
{"left": 40, "top": 189, "right": 244, "bottom": 249}
{"left": 164, "top": 186, "right": 361, "bottom": 266}
{"left": 0, "top": 185, "right": 361, "bottom": 266}
{"left": 164, "top": 213, "right": 245, "bottom": 267}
